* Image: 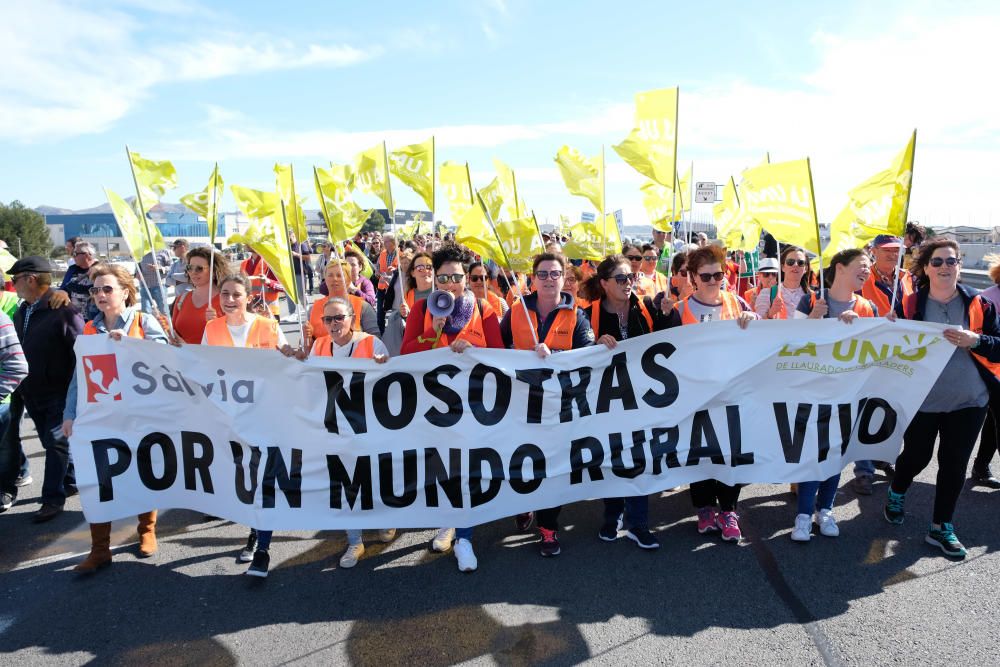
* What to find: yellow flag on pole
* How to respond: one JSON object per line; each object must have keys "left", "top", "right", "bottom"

{"left": 493, "top": 158, "right": 527, "bottom": 220}
{"left": 180, "top": 164, "right": 224, "bottom": 244}
{"left": 714, "top": 177, "right": 761, "bottom": 252}
{"left": 105, "top": 187, "right": 160, "bottom": 261}
{"left": 440, "top": 161, "right": 477, "bottom": 222}
{"left": 554, "top": 145, "right": 604, "bottom": 213}
{"left": 228, "top": 185, "right": 298, "bottom": 303}
{"left": 494, "top": 215, "right": 545, "bottom": 273}
{"left": 127, "top": 151, "right": 178, "bottom": 214}
{"left": 563, "top": 215, "right": 622, "bottom": 261}
{"left": 640, "top": 181, "right": 675, "bottom": 232}
{"left": 389, "top": 137, "right": 435, "bottom": 212}
{"left": 740, "top": 158, "right": 820, "bottom": 255}
{"left": 479, "top": 177, "right": 504, "bottom": 222}
{"left": 677, "top": 165, "right": 691, "bottom": 212}
{"left": 612, "top": 87, "right": 679, "bottom": 189}
{"left": 440, "top": 161, "right": 498, "bottom": 261}
{"left": 353, "top": 142, "right": 393, "bottom": 213}
{"left": 314, "top": 166, "right": 372, "bottom": 243}
{"left": 274, "top": 163, "right": 309, "bottom": 242}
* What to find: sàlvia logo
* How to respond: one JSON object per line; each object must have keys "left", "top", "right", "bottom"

{"left": 83, "top": 354, "right": 122, "bottom": 403}
{"left": 776, "top": 332, "right": 941, "bottom": 377}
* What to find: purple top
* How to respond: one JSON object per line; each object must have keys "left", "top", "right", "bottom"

{"left": 981, "top": 284, "right": 1000, "bottom": 307}
{"left": 354, "top": 275, "right": 377, "bottom": 307}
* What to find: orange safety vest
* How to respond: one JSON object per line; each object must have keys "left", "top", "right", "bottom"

{"left": 744, "top": 286, "right": 761, "bottom": 305}
{"left": 311, "top": 333, "right": 376, "bottom": 358}
{"left": 862, "top": 269, "right": 913, "bottom": 317}
{"left": 510, "top": 303, "right": 576, "bottom": 351}
{"left": 579, "top": 262, "right": 596, "bottom": 279}
{"left": 808, "top": 292, "right": 876, "bottom": 318}
{"left": 241, "top": 257, "right": 282, "bottom": 303}
{"left": 484, "top": 290, "right": 506, "bottom": 316}
{"left": 589, "top": 298, "right": 653, "bottom": 336}
{"left": 405, "top": 289, "right": 416, "bottom": 309}
{"left": 676, "top": 292, "right": 742, "bottom": 325}
{"left": 377, "top": 250, "right": 399, "bottom": 290}
{"left": 500, "top": 274, "right": 528, "bottom": 306}
{"left": 966, "top": 296, "right": 1000, "bottom": 380}
{"left": 83, "top": 313, "right": 145, "bottom": 338}
{"left": 309, "top": 294, "right": 365, "bottom": 337}
{"left": 204, "top": 315, "right": 281, "bottom": 349}
{"left": 422, "top": 299, "right": 489, "bottom": 348}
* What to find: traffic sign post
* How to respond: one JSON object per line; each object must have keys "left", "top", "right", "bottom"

{"left": 696, "top": 182, "right": 717, "bottom": 203}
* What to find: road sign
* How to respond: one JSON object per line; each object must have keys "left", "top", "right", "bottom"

{"left": 695, "top": 182, "right": 717, "bottom": 203}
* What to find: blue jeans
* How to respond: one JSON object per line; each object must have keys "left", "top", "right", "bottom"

{"left": 456, "top": 527, "right": 473, "bottom": 540}
{"left": 21, "top": 393, "right": 69, "bottom": 506}
{"left": 854, "top": 460, "right": 875, "bottom": 476}
{"left": 797, "top": 475, "right": 840, "bottom": 514}
{"left": 140, "top": 284, "right": 165, "bottom": 315}
{"left": 603, "top": 496, "right": 649, "bottom": 530}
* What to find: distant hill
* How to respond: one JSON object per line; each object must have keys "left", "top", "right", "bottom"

{"left": 35, "top": 201, "right": 193, "bottom": 216}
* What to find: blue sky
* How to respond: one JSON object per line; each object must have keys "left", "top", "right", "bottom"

{"left": 2, "top": 0, "right": 998, "bottom": 229}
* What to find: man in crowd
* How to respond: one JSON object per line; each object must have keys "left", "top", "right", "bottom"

{"left": 165, "top": 238, "right": 192, "bottom": 307}
{"left": 0, "top": 304, "right": 28, "bottom": 513}
{"left": 138, "top": 249, "right": 169, "bottom": 314}
{"left": 53, "top": 241, "right": 99, "bottom": 321}
{"left": 7, "top": 257, "right": 83, "bottom": 522}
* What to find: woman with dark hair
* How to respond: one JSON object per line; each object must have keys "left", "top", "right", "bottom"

{"left": 885, "top": 239, "right": 1000, "bottom": 557}
{"left": 663, "top": 244, "right": 758, "bottom": 542}
{"left": 500, "top": 252, "right": 594, "bottom": 557}
{"left": 637, "top": 243, "right": 668, "bottom": 297}
{"left": 669, "top": 251, "right": 694, "bottom": 300}
{"left": 755, "top": 245, "right": 811, "bottom": 320}
{"left": 401, "top": 244, "right": 504, "bottom": 572}
{"left": 563, "top": 264, "right": 588, "bottom": 308}
{"left": 580, "top": 254, "right": 671, "bottom": 549}
{"left": 468, "top": 261, "right": 508, "bottom": 317}
{"left": 970, "top": 254, "right": 1000, "bottom": 488}
{"left": 788, "top": 249, "right": 878, "bottom": 542}
{"left": 171, "top": 246, "right": 226, "bottom": 344}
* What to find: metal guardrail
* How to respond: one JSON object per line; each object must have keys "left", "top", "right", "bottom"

{"left": 961, "top": 269, "right": 992, "bottom": 289}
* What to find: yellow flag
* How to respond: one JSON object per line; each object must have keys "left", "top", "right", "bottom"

{"left": 494, "top": 216, "right": 544, "bottom": 273}
{"left": 640, "top": 181, "right": 676, "bottom": 231}
{"left": 479, "top": 177, "right": 504, "bottom": 222}
{"left": 274, "top": 163, "right": 309, "bottom": 242}
{"left": 677, "top": 165, "right": 691, "bottom": 212}
{"left": 714, "top": 177, "right": 760, "bottom": 252}
{"left": 389, "top": 137, "right": 434, "bottom": 212}
{"left": 440, "top": 161, "right": 497, "bottom": 260}
{"left": 612, "top": 87, "right": 678, "bottom": 188}
{"left": 314, "top": 166, "right": 372, "bottom": 243}
{"left": 554, "top": 145, "right": 603, "bottom": 213}
{"left": 105, "top": 187, "right": 165, "bottom": 262}
{"left": 493, "top": 159, "right": 528, "bottom": 220}
{"left": 128, "top": 151, "right": 178, "bottom": 213}
{"left": 353, "top": 142, "right": 393, "bottom": 214}
{"left": 180, "top": 164, "right": 224, "bottom": 243}
{"left": 0, "top": 248, "right": 16, "bottom": 273}
{"left": 741, "top": 158, "right": 819, "bottom": 255}
{"left": 440, "top": 161, "right": 477, "bottom": 223}
{"left": 563, "top": 214, "right": 622, "bottom": 261}
{"left": 228, "top": 185, "right": 298, "bottom": 303}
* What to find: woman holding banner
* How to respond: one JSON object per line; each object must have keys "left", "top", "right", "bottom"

{"left": 664, "top": 245, "right": 758, "bottom": 542}
{"left": 469, "top": 261, "right": 509, "bottom": 319}
{"left": 61, "top": 264, "right": 169, "bottom": 573}
{"left": 171, "top": 246, "right": 226, "bottom": 345}
{"left": 755, "top": 246, "right": 811, "bottom": 320}
{"left": 401, "top": 244, "right": 504, "bottom": 572}
{"left": 788, "top": 248, "right": 878, "bottom": 542}
{"left": 201, "top": 274, "right": 288, "bottom": 577}
{"left": 580, "top": 254, "right": 671, "bottom": 550}
{"left": 499, "top": 252, "right": 595, "bottom": 558}
{"left": 305, "top": 261, "right": 380, "bottom": 349}
{"left": 885, "top": 239, "right": 1000, "bottom": 558}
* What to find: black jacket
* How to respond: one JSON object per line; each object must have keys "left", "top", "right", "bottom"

{"left": 14, "top": 289, "right": 85, "bottom": 399}
{"left": 584, "top": 294, "right": 671, "bottom": 340}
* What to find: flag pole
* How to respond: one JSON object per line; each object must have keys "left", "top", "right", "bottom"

{"left": 288, "top": 165, "right": 311, "bottom": 318}
{"left": 688, "top": 161, "right": 695, "bottom": 244}
{"left": 889, "top": 129, "right": 917, "bottom": 318}
{"left": 431, "top": 135, "right": 436, "bottom": 234}
{"left": 601, "top": 144, "right": 607, "bottom": 257}
{"left": 104, "top": 186, "right": 161, "bottom": 329}
{"left": 477, "top": 191, "right": 539, "bottom": 350}
{"left": 313, "top": 166, "right": 353, "bottom": 313}
{"left": 206, "top": 163, "right": 220, "bottom": 311}
{"left": 805, "top": 157, "right": 824, "bottom": 296}
{"left": 124, "top": 145, "right": 174, "bottom": 332}
{"left": 382, "top": 140, "right": 395, "bottom": 234}
{"left": 278, "top": 198, "right": 306, "bottom": 346}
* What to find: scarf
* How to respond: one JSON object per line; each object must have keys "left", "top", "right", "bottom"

{"left": 443, "top": 290, "right": 475, "bottom": 335}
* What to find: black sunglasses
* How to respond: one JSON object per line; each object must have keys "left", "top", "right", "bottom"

{"left": 534, "top": 270, "right": 563, "bottom": 280}
{"left": 322, "top": 314, "right": 349, "bottom": 324}
{"left": 468, "top": 275, "right": 486, "bottom": 283}
{"left": 436, "top": 273, "right": 465, "bottom": 284}
{"left": 186, "top": 264, "right": 206, "bottom": 273}
{"left": 642, "top": 255, "right": 658, "bottom": 261}
{"left": 88, "top": 285, "right": 116, "bottom": 295}
{"left": 929, "top": 257, "right": 960, "bottom": 267}
{"left": 626, "top": 255, "right": 643, "bottom": 262}
{"left": 611, "top": 273, "right": 637, "bottom": 285}
{"left": 698, "top": 271, "right": 726, "bottom": 283}
{"left": 784, "top": 259, "right": 807, "bottom": 267}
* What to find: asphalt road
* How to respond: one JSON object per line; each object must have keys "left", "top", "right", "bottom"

{"left": 2, "top": 299, "right": 999, "bottom": 665}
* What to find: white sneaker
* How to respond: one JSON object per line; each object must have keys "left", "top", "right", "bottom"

{"left": 339, "top": 543, "right": 365, "bottom": 568}
{"left": 791, "top": 513, "right": 812, "bottom": 542}
{"left": 431, "top": 527, "right": 455, "bottom": 553}
{"left": 815, "top": 509, "right": 840, "bottom": 537}
{"left": 454, "top": 538, "right": 478, "bottom": 572}
{"left": 378, "top": 528, "right": 397, "bottom": 543}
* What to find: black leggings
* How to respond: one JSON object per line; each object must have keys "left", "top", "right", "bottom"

{"left": 536, "top": 506, "right": 561, "bottom": 531}
{"left": 891, "top": 406, "right": 988, "bottom": 524}
{"left": 689, "top": 480, "right": 742, "bottom": 512}
{"left": 973, "top": 391, "right": 1000, "bottom": 471}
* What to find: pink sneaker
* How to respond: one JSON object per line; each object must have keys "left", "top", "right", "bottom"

{"left": 717, "top": 511, "right": 742, "bottom": 542}
{"left": 696, "top": 507, "right": 718, "bottom": 534}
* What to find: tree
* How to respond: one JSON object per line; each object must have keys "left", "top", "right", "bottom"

{"left": 363, "top": 210, "right": 386, "bottom": 233}
{"left": 0, "top": 201, "right": 53, "bottom": 258}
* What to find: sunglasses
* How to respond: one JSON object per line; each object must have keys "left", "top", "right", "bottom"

{"left": 642, "top": 255, "right": 658, "bottom": 262}
{"left": 611, "top": 273, "right": 637, "bottom": 285}
{"left": 412, "top": 264, "right": 433, "bottom": 272}
{"left": 678, "top": 269, "right": 688, "bottom": 276}
{"left": 468, "top": 275, "right": 486, "bottom": 283}
{"left": 73, "top": 251, "right": 91, "bottom": 257}
{"left": 534, "top": 270, "right": 563, "bottom": 280}
{"left": 88, "top": 285, "right": 116, "bottom": 295}
{"left": 929, "top": 257, "right": 960, "bottom": 267}
{"left": 626, "top": 255, "right": 643, "bottom": 262}
{"left": 322, "top": 314, "right": 349, "bottom": 324}
{"left": 784, "top": 259, "right": 807, "bottom": 267}
{"left": 436, "top": 274, "right": 465, "bottom": 284}
{"left": 698, "top": 271, "right": 726, "bottom": 283}
{"left": 186, "top": 264, "right": 206, "bottom": 273}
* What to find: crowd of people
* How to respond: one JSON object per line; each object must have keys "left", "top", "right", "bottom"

{"left": 1, "top": 219, "right": 998, "bottom": 579}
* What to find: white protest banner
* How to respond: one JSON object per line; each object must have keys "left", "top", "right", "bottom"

{"left": 70, "top": 320, "right": 952, "bottom": 529}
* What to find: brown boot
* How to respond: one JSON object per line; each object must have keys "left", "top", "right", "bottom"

{"left": 137, "top": 510, "right": 158, "bottom": 557}
{"left": 74, "top": 523, "right": 112, "bottom": 573}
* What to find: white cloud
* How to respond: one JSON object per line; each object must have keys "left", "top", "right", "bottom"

{"left": 0, "top": 0, "right": 379, "bottom": 142}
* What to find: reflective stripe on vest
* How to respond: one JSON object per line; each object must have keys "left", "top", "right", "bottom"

{"left": 676, "top": 292, "right": 741, "bottom": 325}
{"left": 378, "top": 250, "right": 397, "bottom": 289}
{"left": 311, "top": 333, "right": 375, "bottom": 358}
{"left": 590, "top": 298, "right": 653, "bottom": 337}
{"left": 511, "top": 303, "right": 575, "bottom": 351}
{"left": 422, "top": 300, "right": 488, "bottom": 348}
{"left": 204, "top": 315, "right": 280, "bottom": 349}
{"left": 966, "top": 296, "right": 1000, "bottom": 379}
{"left": 310, "top": 295, "right": 364, "bottom": 336}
